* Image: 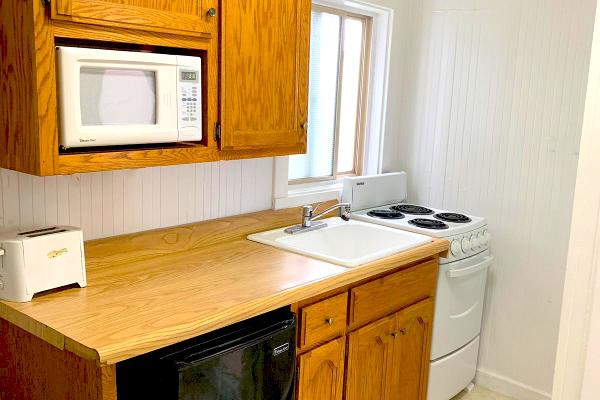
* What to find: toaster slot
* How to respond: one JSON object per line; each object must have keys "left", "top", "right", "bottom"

{"left": 18, "top": 227, "right": 59, "bottom": 236}
{"left": 25, "top": 230, "right": 68, "bottom": 238}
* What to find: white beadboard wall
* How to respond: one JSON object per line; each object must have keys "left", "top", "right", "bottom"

{"left": 396, "top": 0, "right": 596, "bottom": 398}
{"left": 0, "top": 158, "right": 274, "bottom": 241}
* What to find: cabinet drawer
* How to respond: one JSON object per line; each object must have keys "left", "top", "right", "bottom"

{"left": 349, "top": 259, "right": 438, "bottom": 327}
{"left": 300, "top": 293, "right": 348, "bottom": 348}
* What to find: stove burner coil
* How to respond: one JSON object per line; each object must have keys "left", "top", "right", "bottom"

{"left": 408, "top": 218, "right": 449, "bottom": 230}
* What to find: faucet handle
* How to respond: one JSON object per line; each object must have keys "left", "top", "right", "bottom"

{"left": 302, "top": 205, "right": 313, "bottom": 217}
{"left": 341, "top": 203, "right": 352, "bottom": 221}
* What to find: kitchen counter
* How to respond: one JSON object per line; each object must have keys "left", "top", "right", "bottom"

{"left": 0, "top": 203, "right": 448, "bottom": 366}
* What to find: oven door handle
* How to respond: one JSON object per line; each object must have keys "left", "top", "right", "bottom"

{"left": 447, "top": 255, "right": 494, "bottom": 278}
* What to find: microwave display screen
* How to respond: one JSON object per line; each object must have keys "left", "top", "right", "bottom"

{"left": 80, "top": 68, "right": 157, "bottom": 126}
{"left": 180, "top": 70, "right": 198, "bottom": 82}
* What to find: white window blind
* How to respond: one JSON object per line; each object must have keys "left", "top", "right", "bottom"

{"left": 289, "top": 7, "right": 371, "bottom": 182}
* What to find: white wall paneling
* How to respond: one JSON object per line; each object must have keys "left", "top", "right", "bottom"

{"left": 396, "top": 0, "right": 596, "bottom": 398}
{"left": 0, "top": 158, "right": 274, "bottom": 241}
{"left": 553, "top": 1, "right": 600, "bottom": 398}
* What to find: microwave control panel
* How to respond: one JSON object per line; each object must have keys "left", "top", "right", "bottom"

{"left": 177, "top": 57, "right": 202, "bottom": 141}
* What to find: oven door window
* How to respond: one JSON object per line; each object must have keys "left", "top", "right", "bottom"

{"left": 79, "top": 67, "right": 157, "bottom": 126}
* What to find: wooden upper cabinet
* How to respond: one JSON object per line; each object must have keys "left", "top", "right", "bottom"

{"left": 220, "top": 0, "right": 310, "bottom": 154}
{"left": 345, "top": 299, "right": 435, "bottom": 400}
{"left": 51, "top": 0, "right": 217, "bottom": 35}
{"left": 298, "top": 337, "right": 346, "bottom": 400}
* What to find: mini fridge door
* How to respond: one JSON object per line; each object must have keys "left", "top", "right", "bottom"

{"left": 116, "top": 308, "right": 296, "bottom": 400}
{"left": 175, "top": 320, "right": 296, "bottom": 400}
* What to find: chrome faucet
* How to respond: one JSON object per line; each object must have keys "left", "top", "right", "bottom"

{"left": 284, "top": 202, "right": 352, "bottom": 234}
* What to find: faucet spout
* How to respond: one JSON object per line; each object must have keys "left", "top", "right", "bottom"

{"left": 284, "top": 202, "right": 352, "bottom": 234}
{"left": 307, "top": 202, "right": 352, "bottom": 227}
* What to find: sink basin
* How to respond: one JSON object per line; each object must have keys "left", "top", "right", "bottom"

{"left": 247, "top": 218, "right": 432, "bottom": 267}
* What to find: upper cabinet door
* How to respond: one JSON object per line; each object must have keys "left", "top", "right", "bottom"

{"left": 220, "top": 0, "right": 310, "bottom": 153}
{"left": 52, "top": 0, "right": 217, "bottom": 35}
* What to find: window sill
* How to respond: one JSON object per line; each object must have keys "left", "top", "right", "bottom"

{"left": 273, "top": 179, "right": 342, "bottom": 210}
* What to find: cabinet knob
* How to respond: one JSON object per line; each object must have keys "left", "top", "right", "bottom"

{"left": 207, "top": 8, "right": 217, "bottom": 17}
{"left": 301, "top": 122, "right": 308, "bottom": 131}
{"left": 325, "top": 317, "right": 334, "bottom": 326}
{"left": 391, "top": 329, "right": 406, "bottom": 338}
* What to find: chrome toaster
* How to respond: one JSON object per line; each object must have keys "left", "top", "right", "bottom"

{"left": 0, "top": 226, "right": 86, "bottom": 302}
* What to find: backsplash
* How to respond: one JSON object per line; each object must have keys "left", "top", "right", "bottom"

{"left": 0, "top": 158, "right": 274, "bottom": 241}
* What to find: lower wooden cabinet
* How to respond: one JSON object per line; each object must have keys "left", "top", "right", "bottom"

{"left": 345, "top": 299, "right": 434, "bottom": 400}
{"left": 297, "top": 336, "right": 346, "bottom": 400}
{"left": 295, "top": 259, "right": 438, "bottom": 400}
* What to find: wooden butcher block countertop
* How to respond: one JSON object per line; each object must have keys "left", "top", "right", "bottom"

{"left": 0, "top": 202, "right": 448, "bottom": 366}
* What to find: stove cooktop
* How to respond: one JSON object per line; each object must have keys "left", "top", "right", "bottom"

{"left": 351, "top": 203, "right": 486, "bottom": 238}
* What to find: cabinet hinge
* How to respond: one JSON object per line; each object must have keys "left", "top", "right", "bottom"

{"left": 42, "top": 0, "right": 50, "bottom": 7}
{"left": 214, "top": 123, "right": 221, "bottom": 142}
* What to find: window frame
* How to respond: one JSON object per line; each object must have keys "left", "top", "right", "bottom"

{"left": 289, "top": 5, "right": 373, "bottom": 185}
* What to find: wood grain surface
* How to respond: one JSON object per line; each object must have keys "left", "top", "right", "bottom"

{"left": 299, "top": 292, "right": 348, "bottom": 349}
{"left": 0, "top": 319, "right": 117, "bottom": 400}
{"left": 0, "top": 0, "right": 56, "bottom": 175}
{"left": 0, "top": 206, "right": 448, "bottom": 365}
{"left": 348, "top": 259, "right": 438, "bottom": 328}
{"left": 344, "top": 298, "right": 434, "bottom": 400}
{"left": 298, "top": 336, "right": 346, "bottom": 400}
{"left": 220, "top": 0, "right": 310, "bottom": 151}
{"left": 52, "top": 0, "right": 215, "bottom": 36}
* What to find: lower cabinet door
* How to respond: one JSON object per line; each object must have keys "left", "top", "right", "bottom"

{"left": 345, "top": 313, "right": 397, "bottom": 400}
{"left": 345, "top": 299, "right": 435, "bottom": 400}
{"left": 297, "top": 337, "right": 346, "bottom": 400}
{"left": 393, "top": 298, "right": 435, "bottom": 400}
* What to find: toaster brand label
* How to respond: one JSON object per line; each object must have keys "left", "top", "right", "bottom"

{"left": 273, "top": 343, "right": 290, "bottom": 357}
{"left": 48, "top": 248, "right": 69, "bottom": 259}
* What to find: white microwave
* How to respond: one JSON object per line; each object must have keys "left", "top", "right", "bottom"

{"left": 56, "top": 46, "right": 202, "bottom": 149}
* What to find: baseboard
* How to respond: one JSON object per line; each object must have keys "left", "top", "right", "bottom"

{"left": 475, "top": 368, "right": 552, "bottom": 400}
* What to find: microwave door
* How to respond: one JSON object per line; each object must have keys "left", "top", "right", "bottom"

{"left": 57, "top": 47, "right": 179, "bottom": 148}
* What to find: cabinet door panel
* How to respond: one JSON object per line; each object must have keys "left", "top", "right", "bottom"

{"left": 346, "top": 299, "right": 435, "bottom": 400}
{"left": 221, "top": 0, "right": 310, "bottom": 152}
{"left": 345, "top": 313, "right": 397, "bottom": 400}
{"left": 298, "top": 337, "right": 346, "bottom": 400}
{"left": 53, "top": 0, "right": 215, "bottom": 35}
{"left": 392, "top": 299, "right": 435, "bottom": 400}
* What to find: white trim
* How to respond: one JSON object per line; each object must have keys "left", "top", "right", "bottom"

{"left": 273, "top": 1, "right": 393, "bottom": 207}
{"left": 553, "top": 1, "right": 600, "bottom": 399}
{"left": 312, "top": 0, "right": 394, "bottom": 175}
{"left": 476, "top": 369, "right": 551, "bottom": 400}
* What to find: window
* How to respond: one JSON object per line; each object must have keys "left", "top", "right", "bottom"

{"left": 288, "top": 6, "right": 372, "bottom": 183}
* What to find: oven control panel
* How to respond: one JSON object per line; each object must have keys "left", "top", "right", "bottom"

{"left": 441, "top": 226, "right": 491, "bottom": 263}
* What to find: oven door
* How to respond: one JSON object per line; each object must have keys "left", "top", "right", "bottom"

{"left": 57, "top": 46, "right": 179, "bottom": 148}
{"left": 430, "top": 249, "right": 493, "bottom": 360}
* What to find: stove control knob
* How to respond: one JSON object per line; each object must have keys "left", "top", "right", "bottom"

{"left": 461, "top": 236, "right": 471, "bottom": 253}
{"left": 484, "top": 230, "right": 492, "bottom": 244}
{"left": 479, "top": 231, "right": 488, "bottom": 246}
{"left": 450, "top": 240, "right": 462, "bottom": 256}
{"left": 471, "top": 234, "right": 480, "bottom": 249}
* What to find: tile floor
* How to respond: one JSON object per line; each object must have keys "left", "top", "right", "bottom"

{"left": 451, "top": 386, "right": 516, "bottom": 400}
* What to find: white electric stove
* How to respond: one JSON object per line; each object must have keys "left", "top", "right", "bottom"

{"left": 342, "top": 172, "right": 494, "bottom": 400}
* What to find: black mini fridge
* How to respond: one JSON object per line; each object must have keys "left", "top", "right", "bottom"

{"left": 117, "top": 307, "right": 297, "bottom": 400}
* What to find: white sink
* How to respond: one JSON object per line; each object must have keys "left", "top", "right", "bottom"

{"left": 247, "top": 218, "right": 432, "bottom": 267}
